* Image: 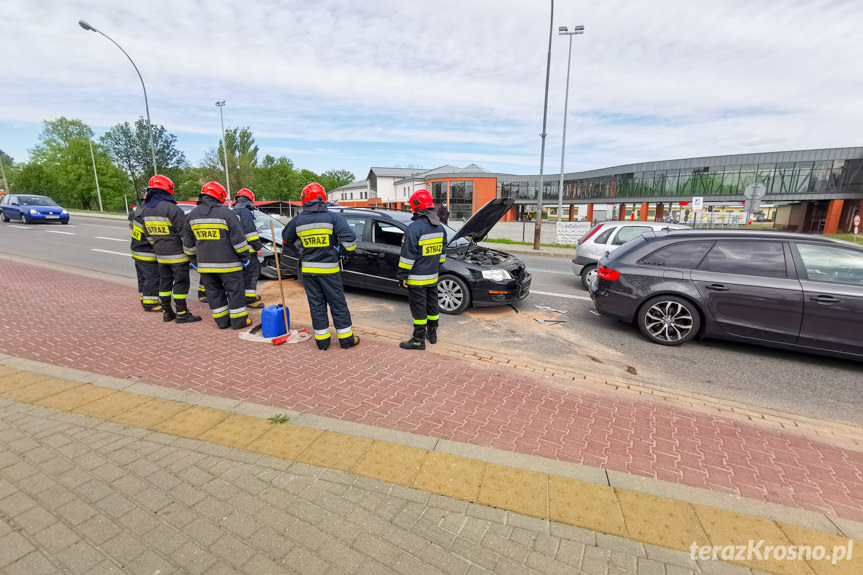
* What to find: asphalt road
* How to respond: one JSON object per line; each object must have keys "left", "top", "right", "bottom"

{"left": 2, "top": 214, "right": 861, "bottom": 426}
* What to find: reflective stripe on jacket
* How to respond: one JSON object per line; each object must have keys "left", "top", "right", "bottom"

{"left": 397, "top": 214, "right": 446, "bottom": 286}
{"left": 281, "top": 201, "right": 356, "bottom": 275}
{"left": 140, "top": 200, "right": 188, "bottom": 264}
{"left": 181, "top": 196, "right": 250, "bottom": 273}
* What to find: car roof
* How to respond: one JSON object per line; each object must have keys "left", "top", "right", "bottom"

{"left": 331, "top": 206, "right": 413, "bottom": 224}
{"left": 656, "top": 229, "right": 863, "bottom": 250}
{"left": 597, "top": 221, "right": 689, "bottom": 229}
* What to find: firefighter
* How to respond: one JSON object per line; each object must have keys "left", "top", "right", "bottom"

{"left": 397, "top": 189, "right": 446, "bottom": 350}
{"left": 232, "top": 188, "right": 264, "bottom": 309}
{"left": 130, "top": 202, "right": 160, "bottom": 312}
{"left": 281, "top": 182, "right": 359, "bottom": 350}
{"left": 140, "top": 175, "right": 202, "bottom": 323}
{"left": 182, "top": 182, "right": 252, "bottom": 330}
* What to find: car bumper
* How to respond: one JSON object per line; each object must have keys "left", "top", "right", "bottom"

{"left": 590, "top": 280, "right": 639, "bottom": 322}
{"left": 28, "top": 213, "right": 69, "bottom": 222}
{"left": 471, "top": 273, "right": 532, "bottom": 307}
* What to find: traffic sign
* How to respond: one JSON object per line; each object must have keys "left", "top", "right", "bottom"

{"left": 692, "top": 197, "right": 704, "bottom": 211}
{"left": 743, "top": 183, "right": 767, "bottom": 200}
{"left": 854, "top": 214, "right": 861, "bottom": 227}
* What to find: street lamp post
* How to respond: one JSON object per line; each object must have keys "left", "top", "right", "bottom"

{"left": 215, "top": 101, "right": 231, "bottom": 196}
{"left": 533, "top": 0, "right": 554, "bottom": 250}
{"left": 78, "top": 19, "right": 157, "bottom": 177}
{"left": 88, "top": 139, "right": 103, "bottom": 211}
{"left": 556, "top": 25, "right": 584, "bottom": 223}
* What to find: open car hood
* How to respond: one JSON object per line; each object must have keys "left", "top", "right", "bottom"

{"left": 447, "top": 198, "right": 515, "bottom": 245}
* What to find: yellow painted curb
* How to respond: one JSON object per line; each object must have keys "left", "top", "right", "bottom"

{"left": 0, "top": 369, "right": 859, "bottom": 575}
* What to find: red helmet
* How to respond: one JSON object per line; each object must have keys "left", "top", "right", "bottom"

{"left": 236, "top": 188, "right": 255, "bottom": 202}
{"left": 301, "top": 182, "right": 327, "bottom": 204}
{"left": 201, "top": 181, "right": 228, "bottom": 204}
{"left": 148, "top": 174, "right": 175, "bottom": 194}
{"left": 409, "top": 190, "right": 434, "bottom": 213}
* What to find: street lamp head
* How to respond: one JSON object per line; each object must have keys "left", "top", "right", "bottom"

{"left": 574, "top": 25, "right": 585, "bottom": 33}
{"left": 559, "top": 26, "right": 568, "bottom": 32}
{"left": 78, "top": 19, "right": 96, "bottom": 32}
{"left": 215, "top": 101, "right": 225, "bottom": 107}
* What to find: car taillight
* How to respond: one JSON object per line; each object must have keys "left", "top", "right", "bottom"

{"left": 579, "top": 223, "right": 604, "bottom": 244}
{"left": 597, "top": 266, "right": 620, "bottom": 281}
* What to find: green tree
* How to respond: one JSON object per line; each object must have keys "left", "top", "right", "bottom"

{"left": 319, "top": 169, "right": 355, "bottom": 192}
{"left": 101, "top": 118, "right": 187, "bottom": 200}
{"left": 174, "top": 166, "right": 208, "bottom": 201}
{"left": 25, "top": 118, "right": 131, "bottom": 211}
{"left": 255, "top": 155, "right": 299, "bottom": 202}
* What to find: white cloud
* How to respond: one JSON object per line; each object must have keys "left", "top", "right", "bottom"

{"left": 1, "top": 0, "right": 860, "bottom": 178}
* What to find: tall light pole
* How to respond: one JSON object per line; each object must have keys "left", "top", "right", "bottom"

{"left": 556, "top": 25, "right": 585, "bottom": 222}
{"left": 89, "top": 139, "right": 103, "bottom": 211}
{"left": 78, "top": 20, "right": 157, "bottom": 177}
{"left": 0, "top": 154, "right": 9, "bottom": 193}
{"left": 215, "top": 101, "right": 231, "bottom": 197}
{"left": 533, "top": 0, "right": 554, "bottom": 250}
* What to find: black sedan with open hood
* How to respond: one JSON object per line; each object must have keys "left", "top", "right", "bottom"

{"left": 280, "top": 198, "right": 531, "bottom": 314}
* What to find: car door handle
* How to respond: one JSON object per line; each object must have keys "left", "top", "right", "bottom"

{"left": 811, "top": 295, "right": 840, "bottom": 304}
{"left": 705, "top": 284, "right": 729, "bottom": 291}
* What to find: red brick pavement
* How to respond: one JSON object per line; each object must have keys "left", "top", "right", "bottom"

{"left": 3, "top": 258, "right": 862, "bottom": 521}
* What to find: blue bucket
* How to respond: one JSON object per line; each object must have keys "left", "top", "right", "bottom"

{"left": 261, "top": 304, "right": 290, "bottom": 338}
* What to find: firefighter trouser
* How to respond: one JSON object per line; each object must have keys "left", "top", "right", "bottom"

{"left": 407, "top": 283, "right": 439, "bottom": 326}
{"left": 201, "top": 270, "right": 248, "bottom": 329}
{"left": 303, "top": 273, "right": 353, "bottom": 343}
{"left": 242, "top": 255, "right": 261, "bottom": 299}
{"left": 158, "top": 261, "right": 191, "bottom": 302}
{"left": 134, "top": 259, "right": 160, "bottom": 306}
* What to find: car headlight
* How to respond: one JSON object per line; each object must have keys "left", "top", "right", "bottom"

{"left": 30, "top": 209, "right": 38, "bottom": 215}
{"left": 61, "top": 209, "right": 68, "bottom": 214}
{"left": 481, "top": 269, "right": 513, "bottom": 281}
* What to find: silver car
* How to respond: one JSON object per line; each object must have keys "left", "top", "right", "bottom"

{"left": 571, "top": 221, "right": 689, "bottom": 290}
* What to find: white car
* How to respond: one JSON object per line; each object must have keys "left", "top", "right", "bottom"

{"left": 571, "top": 220, "right": 689, "bottom": 290}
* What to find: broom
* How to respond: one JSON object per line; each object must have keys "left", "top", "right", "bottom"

{"left": 269, "top": 220, "right": 292, "bottom": 346}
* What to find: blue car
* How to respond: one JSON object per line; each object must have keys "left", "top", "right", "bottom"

{"left": 0, "top": 194, "right": 70, "bottom": 224}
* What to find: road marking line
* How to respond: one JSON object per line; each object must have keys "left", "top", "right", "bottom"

{"left": 46, "top": 230, "right": 75, "bottom": 235}
{"left": 528, "top": 269, "right": 572, "bottom": 275}
{"left": 531, "top": 289, "right": 591, "bottom": 301}
{"left": 95, "top": 236, "right": 127, "bottom": 242}
{"left": 91, "top": 249, "right": 131, "bottom": 257}
{"left": 8, "top": 225, "right": 33, "bottom": 229}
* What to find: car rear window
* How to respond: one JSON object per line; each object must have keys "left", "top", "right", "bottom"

{"left": 639, "top": 241, "right": 712, "bottom": 268}
{"left": 697, "top": 240, "right": 787, "bottom": 278}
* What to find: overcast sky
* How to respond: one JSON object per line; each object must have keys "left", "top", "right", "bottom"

{"left": 1, "top": 0, "right": 861, "bottom": 182}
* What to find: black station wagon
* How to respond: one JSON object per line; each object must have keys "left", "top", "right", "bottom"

{"left": 591, "top": 230, "right": 863, "bottom": 360}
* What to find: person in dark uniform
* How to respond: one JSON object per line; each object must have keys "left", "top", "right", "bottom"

{"left": 282, "top": 182, "right": 359, "bottom": 350}
{"left": 140, "top": 175, "right": 202, "bottom": 324}
{"left": 182, "top": 182, "right": 251, "bottom": 330}
{"left": 436, "top": 201, "right": 449, "bottom": 225}
{"left": 398, "top": 190, "right": 446, "bottom": 350}
{"left": 130, "top": 202, "right": 160, "bottom": 312}
{"left": 232, "top": 188, "right": 264, "bottom": 309}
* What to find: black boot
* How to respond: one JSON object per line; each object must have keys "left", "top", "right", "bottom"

{"left": 399, "top": 326, "right": 426, "bottom": 350}
{"left": 426, "top": 320, "right": 438, "bottom": 345}
{"left": 160, "top": 296, "right": 176, "bottom": 322}
{"left": 316, "top": 337, "right": 331, "bottom": 351}
{"left": 340, "top": 335, "right": 360, "bottom": 349}
{"left": 174, "top": 299, "right": 202, "bottom": 324}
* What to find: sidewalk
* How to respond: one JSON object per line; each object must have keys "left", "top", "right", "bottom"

{"left": 1, "top": 255, "right": 861, "bottom": 574}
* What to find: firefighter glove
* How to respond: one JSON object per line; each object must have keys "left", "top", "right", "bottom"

{"left": 399, "top": 279, "right": 409, "bottom": 289}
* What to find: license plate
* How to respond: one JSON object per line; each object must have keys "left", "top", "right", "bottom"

{"left": 46, "top": 215, "right": 59, "bottom": 219}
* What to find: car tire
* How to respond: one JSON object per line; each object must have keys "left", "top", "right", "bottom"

{"left": 61, "top": 219, "right": 69, "bottom": 225}
{"left": 21, "top": 214, "right": 29, "bottom": 224}
{"left": 437, "top": 274, "right": 470, "bottom": 315}
{"left": 580, "top": 265, "right": 597, "bottom": 291}
{"left": 0, "top": 212, "right": 8, "bottom": 222}
{"left": 637, "top": 295, "right": 701, "bottom": 346}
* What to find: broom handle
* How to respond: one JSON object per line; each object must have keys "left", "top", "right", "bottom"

{"left": 270, "top": 220, "right": 290, "bottom": 332}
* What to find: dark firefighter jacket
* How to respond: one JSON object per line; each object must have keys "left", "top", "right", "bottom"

{"left": 397, "top": 208, "right": 447, "bottom": 286}
{"left": 232, "top": 197, "right": 263, "bottom": 254}
{"left": 281, "top": 200, "right": 356, "bottom": 275}
{"left": 140, "top": 190, "right": 189, "bottom": 264}
{"left": 181, "top": 195, "right": 250, "bottom": 273}
{"left": 130, "top": 205, "right": 156, "bottom": 262}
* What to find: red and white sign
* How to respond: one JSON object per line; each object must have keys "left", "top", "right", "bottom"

{"left": 855, "top": 215, "right": 861, "bottom": 235}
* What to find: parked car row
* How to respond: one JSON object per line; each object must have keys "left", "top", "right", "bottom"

{"left": 1, "top": 194, "right": 70, "bottom": 224}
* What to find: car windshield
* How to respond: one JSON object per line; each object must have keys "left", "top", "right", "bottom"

{"left": 254, "top": 211, "right": 285, "bottom": 233}
{"left": 443, "top": 225, "right": 469, "bottom": 247}
{"left": 21, "top": 196, "right": 59, "bottom": 206}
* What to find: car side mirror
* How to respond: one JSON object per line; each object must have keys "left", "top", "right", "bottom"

{"left": 605, "top": 250, "right": 611, "bottom": 258}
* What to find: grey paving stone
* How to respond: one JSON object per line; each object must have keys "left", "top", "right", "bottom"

{"left": 55, "top": 540, "right": 106, "bottom": 573}
{"left": 2, "top": 550, "right": 59, "bottom": 575}
{"left": 33, "top": 520, "right": 81, "bottom": 554}
{"left": 0, "top": 531, "right": 35, "bottom": 569}
{"left": 9, "top": 504, "right": 55, "bottom": 534}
